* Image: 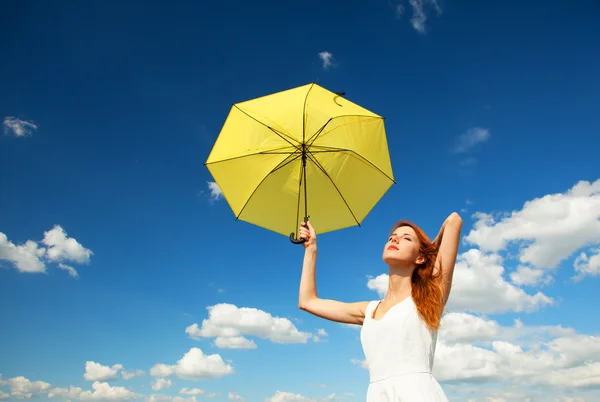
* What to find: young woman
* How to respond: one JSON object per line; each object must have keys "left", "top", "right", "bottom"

{"left": 298, "top": 213, "right": 462, "bottom": 401}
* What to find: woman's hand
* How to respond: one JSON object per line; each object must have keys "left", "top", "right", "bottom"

{"left": 299, "top": 220, "right": 317, "bottom": 250}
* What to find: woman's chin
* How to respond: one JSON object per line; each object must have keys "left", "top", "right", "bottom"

{"left": 383, "top": 254, "right": 404, "bottom": 266}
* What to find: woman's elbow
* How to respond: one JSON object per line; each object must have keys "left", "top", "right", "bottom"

{"left": 298, "top": 297, "right": 315, "bottom": 311}
{"left": 449, "top": 212, "right": 463, "bottom": 226}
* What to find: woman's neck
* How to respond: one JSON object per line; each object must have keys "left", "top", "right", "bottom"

{"left": 384, "top": 265, "right": 413, "bottom": 302}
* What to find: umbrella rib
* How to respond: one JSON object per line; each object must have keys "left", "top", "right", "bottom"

{"left": 308, "top": 146, "right": 396, "bottom": 184}
{"left": 204, "top": 146, "right": 298, "bottom": 165}
{"left": 306, "top": 115, "right": 382, "bottom": 146}
{"left": 233, "top": 105, "right": 300, "bottom": 149}
{"left": 234, "top": 153, "right": 302, "bottom": 221}
{"left": 305, "top": 151, "right": 361, "bottom": 227}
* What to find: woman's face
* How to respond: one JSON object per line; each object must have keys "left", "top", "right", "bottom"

{"left": 382, "top": 225, "right": 423, "bottom": 267}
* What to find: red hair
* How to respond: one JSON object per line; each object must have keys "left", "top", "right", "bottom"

{"left": 390, "top": 220, "right": 444, "bottom": 330}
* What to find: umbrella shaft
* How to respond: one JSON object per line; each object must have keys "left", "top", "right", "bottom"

{"left": 301, "top": 146, "right": 308, "bottom": 220}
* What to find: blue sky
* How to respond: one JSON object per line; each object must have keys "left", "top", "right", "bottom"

{"left": 1, "top": 0, "right": 599, "bottom": 401}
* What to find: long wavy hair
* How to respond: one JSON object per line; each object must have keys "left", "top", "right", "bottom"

{"left": 389, "top": 220, "right": 444, "bottom": 330}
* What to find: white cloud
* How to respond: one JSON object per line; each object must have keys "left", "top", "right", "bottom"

{"left": 0, "top": 232, "right": 46, "bottom": 273}
{"left": 447, "top": 249, "right": 553, "bottom": 314}
{"left": 84, "top": 361, "right": 123, "bottom": 382}
{"left": 408, "top": 0, "right": 442, "bottom": 34}
{"left": 350, "top": 358, "right": 368, "bottom": 369}
{"left": 146, "top": 395, "right": 201, "bottom": 402}
{"left": 3, "top": 116, "right": 38, "bottom": 137}
{"left": 366, "top": 274, "right": 388, "bottom": 298}
{"left": 48, "top": 386, "right": 84, "bottom": 400}
{"left": 452, "top": 127, "right": 491, "bottom": 153}
{"left": 149, "top": 347, "right": 234, "bottom": 381}
{"left": 185, "top": 303, "right": 313, "bottom": 347}
{"left": 214, "top": 336, "right": 257, "bottom": 349}
{"left": 265, "top": 391, "right": 338, "bottom": 402}
{"left": 79, "top": 381, "right": 139, "bottom": 401}
{"left": 318, "top": 52, "right": 336, "bottom": 70}
{"left": 2, "top": 376, "right": 51, "bottom": 399}
{"left": 394, "top": 3, "right": 404, "bottom": 19}
{"left": 431, "top": 311, "right": 600, "bottom": 389}
{"left": 179, "top": 388, "right": 205, "bottom": 396}
{"left": 43, "top": 225, "right": 93, "bottom": 264}
{"left": 58, "top": 263, "right": 79, "bottom": 279}
{"left": 0, "top": 392, "right": 8, "bottom": 401}
{"left": 121, "top": 370, "right": 144, "bottom": 380}
{"left": 151, "top": 378, "right": 171, "bottom": 391}
{"left": 228, "top": 391, "right": 245, "bottom": 401}
{"left": 573, "top": 248, "right": 600, "bottom": 281}
{"left": 439, "top": 313, "right": 575, "bottom": 348}
{"left": 313, "top": 328, "right": 328, "bottom": 343}
{"left": 509, "top": 265, "right": 551, "bottom": 286}
{"left": 438, "top": 312, "right": 500, "bottom": 343}
{"left": 207, "top": 181, "right": 223, "bottom": 202}
{"left": 465, "top": 178, "right": 600, "bottom": 281}
{"left": 0, "top": 226, "right": 92, "bottom": 277}
{"left": 433, "top": 332, "right": 600, "bottom": 388}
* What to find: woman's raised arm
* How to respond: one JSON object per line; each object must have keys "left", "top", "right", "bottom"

{"left": 433, "top": 212, "right": 463, "bottom": 306}
{"left": 297, "top": 221, "right": 369, "bottom": 325}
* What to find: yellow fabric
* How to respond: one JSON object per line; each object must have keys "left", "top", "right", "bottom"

{"left": 205, "top": 83, "right": 395, "bottom": 237}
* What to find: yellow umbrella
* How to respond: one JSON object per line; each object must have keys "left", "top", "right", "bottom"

{"left": 205, "top": 83, "right": 395, "bottom": 244}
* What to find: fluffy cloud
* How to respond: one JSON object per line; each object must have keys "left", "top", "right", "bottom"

{"left": 48, "top": 382, "right": 139, "bottom": 402}
{"left": 1, "top": 376, "right": 51, "bottom": 399}
{"left": 121, "top": 370, "right": 144, "bottom": 380}
{"left": 3, "top": 116, "right": 38, "bottom": 137}
{"left": 43, "top": 225, "right": 93, "bottom": 264}
{"left": 573, "top": 248, "right": 600, "bottom": 281}
{"left": 407, "top": 0, "right": 442, "bottom": 34}
{"left": 446, "top": 249, "right": 554, "bottom": 314}
{"left": 434, "top": 326, "right": 600, "bottom": 389}
{"left": 0, "top": 232, "right": 46, "bottom": 273}
{"left": 265, "top": 391, "right": 338, "bottom": 402}
{"left": 435, "top": 312, "right": 600, "bottom": 391}
{"left": 150, "top": 347, "right": 234, "bottom": 381}
{"left": 318, "top": 52, "right": 336, "bottom": 70}
{"left": 207, "top": 181, "right": 222, "bottom": 202}
{"left": 313, "top": 329, "right": 328, "bottom": 343}
{"left": 452, "top": 127, "right": 491, "bottom": 153}
{"left": 146, "top": 395, "right": 207, "bottom": 402}
{"left": 84, "top": 362, "right": 123, "bottom": 382}
{"left": 79, "top": 381, "right": 139, "bottom": 401}
{"left": 464, "top": 178, "right": 600, "bottom": 281}
{"left": 151, "top": 378, "right": 171, "bottom": 391}
{"left": 185, "top": 304, "right": 313, "bottom": 348}
{"left": 228, "top": 391, "right": 245, "bottom": 401}
{"left": 179, "top": 388, "right": 205, "bottom": 396}
{"left": 0, "top": 225, "right": 92, "bottom": 278}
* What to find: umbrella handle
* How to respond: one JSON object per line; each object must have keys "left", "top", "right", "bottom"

{"left": 289, "top": 216, "right": 309, "bottom": 244}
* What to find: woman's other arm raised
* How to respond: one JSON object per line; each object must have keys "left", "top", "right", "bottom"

{"left": 297, "top": 221, "right": 369, "bottom": 325}
{"left": 432, "top": 212, "right": 463, "bottom": 306}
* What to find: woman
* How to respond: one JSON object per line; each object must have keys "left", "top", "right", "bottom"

{"left": 297, "top": 212, "right": 462, "bottom": 401}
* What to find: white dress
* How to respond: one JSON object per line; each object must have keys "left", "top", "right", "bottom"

{"left": 360, "top": 296, "right": 448, "bottom": 401}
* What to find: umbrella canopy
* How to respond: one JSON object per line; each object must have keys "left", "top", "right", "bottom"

{"left": 205, "top": 83, "right": 395, "bottom": 243}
